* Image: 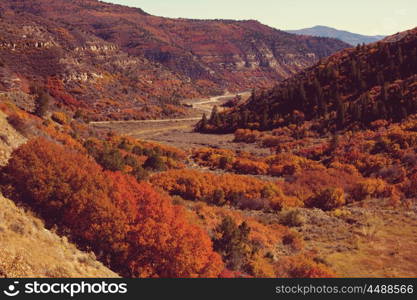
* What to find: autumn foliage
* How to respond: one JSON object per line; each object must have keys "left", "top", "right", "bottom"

{"left": 150, "top": 169, "right": 297, "bottom": 211}
{"left": 1, "top": 138, "right": 223, "bottom": 278}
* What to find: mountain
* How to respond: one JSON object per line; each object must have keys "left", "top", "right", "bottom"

{"left": 287, "top": 25, "right": 385, "bottom": 46}
{"left": 0, "top": 0, "right": 349, "bottom": 120}
{"left": 198, "top": 27, "right": 417, "bottom": 133}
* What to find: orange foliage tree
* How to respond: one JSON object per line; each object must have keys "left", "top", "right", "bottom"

{"left": 1, "top": 138, "right": 223, "bottom": 278}
{"left": 150, "top": 169, "right": 294, "bottom": 211}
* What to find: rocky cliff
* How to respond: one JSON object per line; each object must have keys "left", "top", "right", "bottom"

{"left": 0, "top": 0, "right": 350, "bottom": 120}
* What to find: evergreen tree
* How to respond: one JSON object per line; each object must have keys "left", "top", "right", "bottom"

{"left": 240, "top": 110, "right": 249, "bottom": 128}
{"left": 34, "top": 92, "right": 51, "bottom": 118}
{"left": 213, "top": 217, "right": 254, "bottom": 271}
{"left": 199, "top": 113, "right": 208, "bottom": 131}
{"left": 209, "top": 106, "right": 222, "bottom": 128}
{"left": 260, "top": 110, "right": 269, "bottom": 130}
{"left": 336, "top": 101, "right": 346, "bottom": 128}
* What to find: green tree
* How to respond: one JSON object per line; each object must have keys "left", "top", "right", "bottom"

{"left": 143, "top": 154, "right": 166, "bottom": 171}
{"left": 34, "top": 92, "right": 51, "bottom": 117}
{"left": 199, "top": 113, "right": 208, "bottom": 131}
{"left": 209, "top": 106, "right": 222, "bottom": 128}
{"left": 213, "top": 216, "right": 255, "bottom": 271}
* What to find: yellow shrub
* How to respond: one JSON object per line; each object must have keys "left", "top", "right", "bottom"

{"left": 351, "top": 178, "right": 387, "bottom": 201}
{"left": 307, "top": 187, "right": 345, "bottom": 211}
{"left": 51, "top": 112, "right": 69, "bottom": 125}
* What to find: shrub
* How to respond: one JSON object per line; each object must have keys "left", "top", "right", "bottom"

{"left": 213, "top": 217, "right": 255, "bottom": 271}
{"left": 282, "top": 232, "right": 304, "bottom": 251}
{"left": 34, "top": 92, "right": 51, "bottom": 117}
{"left": 307, "top": 187, "right": 345, "bottom": 211}
{"left": 1, "top": 138, "right": 224, "bottom": 278}
{"left": 281, "top": 209, "right": 306, "bottom": 227}
{"left": 143, "top": 154, "right": 167, "bottom": 171}
{"left": 351, "top": 178, "right": 388, "bottom": 201}
{"left": 233, "top": 158, "right": 268, "bottom": 175}
{"left": 404, "top": 172, "right": 417, "bottom": 198}
{"left": 98, "top": 149, "right": 125, "bottom": 172}
{"left": 7, "top": 114, "right": 30, "bottom": 136}
{"left": 51, "top": 112, "right": 69, "bottom": 125}
{"left": 150, "top": 169, "right": 290, "bottom": 211}
{"left": 234, "top": 129, "right": 260, "bottom": 143}
{"left": 276, "top": 255, "right": 335, "bottom": 278}
{"left": 131, "top": 166, "right": 149, "bottom": 181}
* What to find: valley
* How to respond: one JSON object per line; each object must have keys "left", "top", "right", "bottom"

{"left": 0, "top": 0, "right": 416, "bottom": 281}
{"left": 90, "top": 92, "right": 270, "bottom": 154}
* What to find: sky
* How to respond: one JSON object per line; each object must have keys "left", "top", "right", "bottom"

{"left": 103, "top": 0, "right": 416, "bottom": 36}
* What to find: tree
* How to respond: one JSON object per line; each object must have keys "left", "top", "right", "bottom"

{"left": 1, "top": 138, "right": 224, "bottom": 278}
{"left": 34, "top": 91, "right": 51, "bottom": 117}
{"left": 336, "top": 95, "right": 346, "bottom": 129}
{"left": 209, "top": 105, "right": 222, "bottom": 128}
{"left": 240, "top": 110, "right": 250, "bottom": 128}
{"left": 108, "top": 172, "right": 224, "bottom": 278}
{"left": 213, "top": 217, "right": 255, "bottom": 271}
{"left": 199, "top": 113, "right": 208, "bottom": 131}
{"left": 98, "top": 149, "right": 125, "bottom": 172}
{"left": 143, "top": 154, "right": 166, "bottom": 171}
{"left": 1, "top": 138, "right": 129, "bottom": 270}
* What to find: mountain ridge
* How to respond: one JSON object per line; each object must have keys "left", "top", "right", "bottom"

{"left": 197, "top": 27, "right": 417, "bottom": 133}
{"left": 287, "top": 25, "right": 385, "bottom": 46}
{"left": 0, "top": 0, "right": 349, "bottom": 120}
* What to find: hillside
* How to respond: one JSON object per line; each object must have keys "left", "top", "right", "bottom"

{"left": 0, "top": 0, "right": 349, "bottom": 120}
{"left": 198, "top": 27, "right": 417, "bottom": 133}
{"left": 0, "top": 111, "right": 117, "bottom": 278}
{"left": 287, "top": 25, "right": 385, "bottom": 46}
{"left": 0, "top": 193, "right": 119, "bottom": 278}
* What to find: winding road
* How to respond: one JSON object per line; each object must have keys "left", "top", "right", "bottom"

{"left": 90, "top": 92, "right": 250, "bottom": 142}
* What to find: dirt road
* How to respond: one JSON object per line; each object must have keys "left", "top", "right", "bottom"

{"left": 90, "top": 91, "right": 269, "bottom": 155}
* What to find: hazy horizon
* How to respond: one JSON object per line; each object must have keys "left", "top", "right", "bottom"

{"left": 102, "top": 0, "right": 416, "bottom": 36}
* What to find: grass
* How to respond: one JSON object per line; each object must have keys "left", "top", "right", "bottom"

{"left": 0, "top": 194, "right": 119, "bottom": 278}
{"left": 307, "top": 203, "right": 417, "bottom": 277}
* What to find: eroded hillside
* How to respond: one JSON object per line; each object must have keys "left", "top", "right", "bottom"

{"left": 0, "top": 0, "right": 349, "bottom": 120}
{"left": 0, "top": 110, "right": 118, "bottom": 278}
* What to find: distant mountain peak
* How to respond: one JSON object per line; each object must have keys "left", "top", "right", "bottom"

{"left": 286, "top": 25, "right": 385, "bottom": 46}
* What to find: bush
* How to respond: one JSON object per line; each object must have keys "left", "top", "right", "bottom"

{"left": 282, "top": 232, "right": 304, "bottom": 251}
{"left": 34, "top": 92, "right": 51, "bottom": 118}
{"left": 276, "top": 255, "right": 335, "bottom": 278}
{"left": 98, "top": 149, "right": 125, "bottom": 172}
{"left": 51, "top": 112, "right": 69, "bottom": 125}
{"left": 213, "top": 217, "right": 255, "bottom": 271}
{"left": 233, "top": 158, "right": 268, "bottom": 175}
{"left": 307, "top": 187, "right": 345, "bottom": 211}
{"left": 7, "top": 114, "right": 30, "bottom": 136}
{"left": 1, "top": 138, "right": 224, "bottom": 278}
{"left": 351, "top": 178, "right": 387, "bottom": 201}
{"left": 143, "top": 154, "right": 167, "bottom": 171}
{"left": 150, "top": 169, "right": 290, "bottom": 211}
{"left": 131, "top": 166, "right": 149, "bottom": 181}
{"left": 281, "top": 209, "right": 306, "bottom": 227}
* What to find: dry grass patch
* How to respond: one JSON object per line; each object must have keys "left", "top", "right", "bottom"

{"left": 0, "top": 194, "right": 118, "bottom": 278}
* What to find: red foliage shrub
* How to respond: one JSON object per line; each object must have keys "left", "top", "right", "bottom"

{"left": 275, "top": 255, "right": 335, "bottom": 278}
{"left": 306, "top": 187, "right": 346, "bottom": 211}
{"left": 1, "top": 138, "right": 223, "bottom": 278}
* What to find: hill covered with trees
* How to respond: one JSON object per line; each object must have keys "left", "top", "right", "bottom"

{"left": 0, "top": 0, "right": 348, "bottom": 120}
{"left": 197, "top": 28, "right": 417, "bottom": 133}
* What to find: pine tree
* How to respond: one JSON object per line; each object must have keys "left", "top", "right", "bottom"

{"left": 209, "top": 106, "right": 222, "bottom": 128}
{"left": 198, "top": 113, "right": 208, "bottom": 131}
{"left": 260, "top": 110, "right": 269, "bottom": 130}
{"left": 240, "top": 110, "right": 249, "bottom": 128}
{"left": 336, "top": 101, "right": 346, "bottom": 129}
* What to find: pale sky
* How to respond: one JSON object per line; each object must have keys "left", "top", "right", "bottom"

{"left": 102, "top": 0, "right": 416, "bottom": 36}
